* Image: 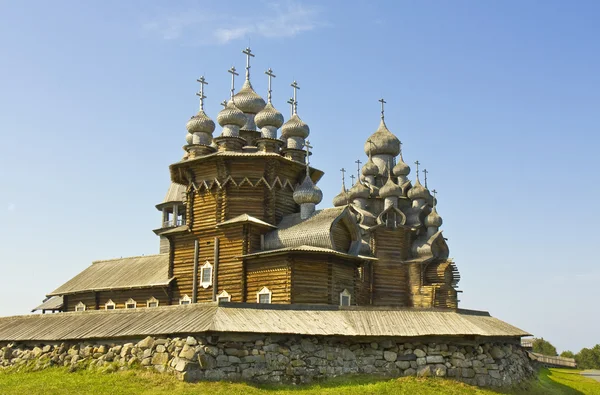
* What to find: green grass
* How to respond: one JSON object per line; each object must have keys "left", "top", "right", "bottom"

{"left": 0, "top": 366, "right": 598, "bottom": 395}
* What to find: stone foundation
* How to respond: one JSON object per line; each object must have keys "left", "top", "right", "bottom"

{"left": 0, "top": 334, "right": 534, "bottom": 387}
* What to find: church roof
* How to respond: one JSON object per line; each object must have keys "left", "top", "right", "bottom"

{"left": 240, "top": 245, "right": 376, "bottom": 262}
{"left": 31, "top": 296, "right": 63, "bottom": 312}
{"left": 0, "top": 303, "right": 530, "bottom": 342}
{"left": 48, "top": 254, "right": 172, "bottom": 296}
{"left": 263, "top": 207, "right": 355, "bottom": 252}
{"left": 217, "top": 214, "right": 276, "bottom": 229}
{"left": 156, "top": 183, "right": 186, "bottom": 209}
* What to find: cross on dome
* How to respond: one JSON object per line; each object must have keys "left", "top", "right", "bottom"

{"left": 423, "top": 169, "right": 429, "bottom": 188}
{"left": 304, "top": 140, "right": 313, "bottom": 170}
{"left": 242, "top": 47, "right": 254, "bottom": 81}
{"left": 227, "top": 66, "right": 239, "bottom": 100}
{"left": 355, "top": 159, "right": 362, "bottom": 180}
{"left": 196, "top": 76, "right": 208, "bottom": 111}
{"left": 291, "top": 81, "right": 300, "bottom": 114}
{"left": 414, "top": 160, "right": 421, "bottom": 180}
{"left": 220, "top": 99, "right": 227, "bottom": 108}
{"left": 340, "top": 168, "right": 346, "bottom": 188}
{"left": 431, "top": 189, "right": 438, "bottom": 207}
{"left": 265, "top": 68, "right": 276, "bottom": 103}
{"left": 350, "top": 174, "right": 355, "bottom": 185}
{"left": 378, "top": 98, "right": 386, "bottom": 120}
{"left": 286, "top": 97, "right": 295, "bottom": 117}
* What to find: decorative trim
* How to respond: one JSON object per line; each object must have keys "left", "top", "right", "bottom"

{"left": 105, "top": 299, "right": 116, "bottom": 310}
{"left": 257, "top": 287, "right": 272, "bottom": 304}
{"left": 217, "top": 290, "right": 231, "bottom": 303}
{"left": 75, "top": 301, "right": 86, "bottom": 312}
{"left": 200, "top": 261, "right": 213, "bottom": 289}
{"left": 179, "top": 295, "right": 191, "bottom": 305}
{"left": 340, "top": 289, "right": 351, "bottom": 306}
{"left": 125, "top": 298, "right": 137, "bottom": 309}
{"left": 146, "top": 297, "right": 159, "bottom": 308}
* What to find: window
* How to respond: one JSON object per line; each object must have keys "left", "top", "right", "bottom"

{"left": 75, "top": 302, "right": 86, "bottom": 312}
{"left": 217, "top": 290, "right": 230, "bottom": 303}
{"left": 105, "top": 300, "right": 116, "bottom": 310}
{"left": 340, "top": 289, "right": 351, "bottom": 307}
{"left": 200, "top": 261, "right": 213, "bottom": 288}
{"left": 146, "top": 297, "right": 159, "bottom": 308}
{"left": 257, "top": 287, "right": 272, "bottom": 304}
{"left": 180, "top": 295, "right": 191, "bottom": 305}
{"left": 125, "top": 298, "right": 137, "bottom": 309}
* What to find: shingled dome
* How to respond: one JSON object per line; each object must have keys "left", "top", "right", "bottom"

{"left": 293, "top": 175, "right": 323, "bottom": 205}
{"left": 186, "top": 110, "right": 216, "bottom": 135}
{"left": 364, "top": 120, "right": 400, "bottom": 156}
{"left": 379, "top": 177, "right": 402, "bottom": 198}
{"left": 255, "top": 102, "right": 284, "bottom": 128}
{"left": 425, "top": 206, "right": 443, "bottom": 228}
{"left": 281, "top": 114, "right": 310, "bottom": 138}
{"left": 217, "top": 100, "right": 246, "bottom": 127}
{"left": 233, "top": 80, "right": 266, "bottom": 114}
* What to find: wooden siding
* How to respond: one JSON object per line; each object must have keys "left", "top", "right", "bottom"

{"left": 330, "top": 258, "right": 355, "bottom": 305}
{"left": 246, "top": 256, "right": 291, "bottom": 303}
{"left": 65, "top": 288, "right": 169, "bottom": 311}
{"left": 372, "top": 228, "right": 411, "bottom": 306}
{"left": 331, "top": 220, "right": 352, "bottom": 252}
{"left": 291, "top": 258, "right": 329, "bottom": 304}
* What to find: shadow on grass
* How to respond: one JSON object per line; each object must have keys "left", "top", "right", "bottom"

{"left": 247, "top": 374, "right": 393, "bottom": 392}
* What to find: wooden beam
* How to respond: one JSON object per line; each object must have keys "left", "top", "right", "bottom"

{"left": 192, "top": 239, "right": 199, "bottom": 303}
{"left": 212, "top": 237, "right": 220, "bottom": 301}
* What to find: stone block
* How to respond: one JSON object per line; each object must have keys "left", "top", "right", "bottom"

{"left": 198, "top": 354, "right": 216, "bottom": 369}
{"left": 137, "top": 336, "right": 154, "bottom": 351}
{"left": 433, "top": 364, "right": 447, "bottom": 377}
{"left": 397, "top": 353, "right": 417, "bottom": 361}
{"left": 490, "top": 347, "right": 506, "bottom": 359}
{"left": 396, "top": 361, "right": 411, "bottom": 369}
{"left": 414, "top": 349, "right": 426, "bottom": 358}
{"left": 462, "top": 368, "right": 476, "bottom": 378}
{"left": 416, "top": 357, "right": 427, "bottom": 366}
{"left": 417, "top": 365, "right": 432, "bottom": 377}
{"left": 204, "top": 346, "right": 219, "bottom": 357}
{"left": 179, "top": 345, "right": 196, "bottom": 361}
{"left": 384, "top": 351, "right": 397, "bottom": 362}
{"left": 185, "top": 336, "right": 197, "bottom": 346}
{"left": 380, "top": 340, "right": 394, "bottom": 349}
{"left": 151, "top": 352, "right": 169, "bottom": 366}
{"left": 426, "top": 355, "right": 444, "bottom": 364}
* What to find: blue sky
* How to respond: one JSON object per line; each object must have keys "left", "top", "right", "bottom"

{"left": 1, "top": 1, "right": 598, "bottom": 353}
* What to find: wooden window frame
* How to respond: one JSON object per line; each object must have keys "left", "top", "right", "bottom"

{"left": 105, "top": 299, "right": 116, "bottom": 310}
{"left": 200, "top": 261, "right": 213, "bottom": 289}
{"left": 340, "top": 289, "right": 351, "bottom": 306}
{"left": 217, "top": 290, "right": 230, "bottom": 303}
{"left": 75, "top": 302, "right": 86, "bottom": 312}
{"left": 180, "top": 294, "right": 191, "bottom": 305}
{"left": 125, "top": 298, "right": 137, "bottom": 309}
{"left": 257, "top": 287, "right": 272, "bottom": 304}
{"left": 146, "top": 296, "right": 159, "bottom": 308}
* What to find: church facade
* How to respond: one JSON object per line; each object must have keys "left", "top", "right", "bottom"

{"left": 35, "top": 48, "right": 460, "bottom": 314}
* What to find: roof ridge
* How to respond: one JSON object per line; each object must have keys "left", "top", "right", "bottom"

{"left": 92, "top": 253, "right": 168, "bottom": 265}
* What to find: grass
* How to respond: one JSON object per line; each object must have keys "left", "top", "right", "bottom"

{"left": 0, "top": 366, "right": 599, "bottom": 395}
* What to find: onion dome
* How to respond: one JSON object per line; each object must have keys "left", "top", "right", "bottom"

{"left": 362, "top": 158, "right": 379, "bottom": 177}
{"left": 186, "top": 110, "right": 216, "bottom": 135}
{"left": 333, "top": 186, "right": 350, "bottom": 207}
{"left": 293, "top": 175, "right": 323, "bottom": 205}
{"left": 233, "top": 80, "right": 266, "bottom": 114}
{"left": 364, "top": 120, "right": 400, "bottom": 156}
{"left": 185, "top": 133, "right": 194, "bottom": 145}
{"left": 424, "top": 206, "right": 443, "bottom": 228}
{"left": 255, "top": 102, "right": 284, "bottom": 128}
{"left": 393, "top": 155, "right": 411, "bottom": 177}
{"left": 281, "top": 114, "right": 310, "bottom": 138}
{"left": 217, "top": 100, "right": 246, "bottom": 127}
{"left": 407, "top": 178, "right": 428, "bottom": 200}
{"left": 347, "top": 181, "right": 370, "bottom": 200}
{"left": 379, "top": 177, "right": 402, "bottom": 198}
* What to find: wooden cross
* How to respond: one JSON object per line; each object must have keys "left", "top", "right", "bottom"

{"left": 355, "top": 159, "right": 362, "bottom": 180}
{"left": 350, "top": 174, "right": 356, "bottom": 185}
{"left": 414, "top": 160, "right": 420, "bottom": 179}
{"left": 340, "top": 168, "right": 346, "bottom": 188}
{"left": 227, "top": 66, "right": 239, "bottom": 99}
{"left": 378, "top": 98, "right": 386, "bottom": 120}
{"left": 291, "top": 81, "right": 300, "bottom": 114}
{"left": 423, "top": 169, "right": 429, "bottom": 188}
{"left": 220, "top": 99, "right": 227, "bottom": 108}
{"left": 286, "top": 97, "right": 295, "bottom": 118}
{"left": 431, "top": 189, "right": 437, "bottom": 207}
{"left": 196, "top": 76, "right": 208, "bottom": 111}
{"left": 242, "top": 47, "right": 254, "bottom": 80}
{"left": 265, "top": 68, "right": 276, "bottom": 103}
{"left": 399, "top": 140, "right": 403, "bottom": 155}
{"left": 304, "top": 140, "right": 312, "bottom": 168}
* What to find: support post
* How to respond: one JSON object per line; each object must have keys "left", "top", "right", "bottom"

{"left": 192, "top": 239, "right": 199, "bottom": 303}
{"left": 212, "top": 237, "right": 220, "bottom": 301}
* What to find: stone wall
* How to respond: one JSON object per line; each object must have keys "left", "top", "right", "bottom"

{"left": 0, "top": 334, "right": 535, "bottom": 387}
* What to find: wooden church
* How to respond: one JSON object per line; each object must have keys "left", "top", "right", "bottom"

{"left": 33, "top": 48, "right": 460, "bottom": 314}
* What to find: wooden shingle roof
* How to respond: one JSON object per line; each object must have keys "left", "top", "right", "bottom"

{"left": 48, "top": 254, "right": 172, "bottom": 296}
{"left": 0, "top": 303, "right": 530, "bottom": 342}
{"left": 31, "top": 296, "right": 63, "bottom": 312}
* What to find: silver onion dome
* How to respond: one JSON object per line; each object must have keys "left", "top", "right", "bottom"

{"left": 379, "top": 177, "right": 402, "bottom": 198}
{"left": 332, "top": 186, "right": 350, "bottom": 207}
{"left": 424, "top": 206, "right": 443, "bottom": 228}
{"left": 233, "top": 80, "right": 266, "bottom": 114}
{"left": 393, "top": 156, "right": 411, "bottom": 177}
{"left": 364, "top": 120, "right": 401, "bottom": 156}
{"left": 407, "top": 178, "right": 429, "bottom": 200}
{"left": 347, "top": 181, "right": 370, "bottom": 200}
{"left": 281, "top": 114, "right": 310, "bottom": 139}
{"left": 293, "top": 175, "right": 323, "bottom": 205}
{"left": 255, "top": 102, "right": 284, "bottom": 128}
{"left": 217, "top": 100, "right": 246, "bottom": 127}
{"left": 186, "top": 110, "right": 216, "bottom": 135}
{"left": 362, "top": 158, "right": 379, "bottom": 176}
{"left": 185, "top": 132, "right": 194, "bottom": 145}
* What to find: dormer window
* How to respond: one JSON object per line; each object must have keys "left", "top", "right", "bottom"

{"left": 125, "top": 298, "right": 137, "bottom": 309}
{"left": 105, "top": 300, "right": 116, "bottom": 310}
{"left": 180, "top": 295, "right": 191, "bottom": 305}
{"left": 75, "top": 302, "right": 86, "bottom": 312}
{"left": 200, "top": 261, "right": 213, "bottom": 288}
{"left": 257, "top": 287, "right": 272, "bottom": 304}
{"left": 217, "top": 290, "right": 230, "bottom": 303}
{"left": 146, "top": 297, "right": 159, "bottom": 308}
{"left": 340, "top": 289, "right": 351, "bottom": 306}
